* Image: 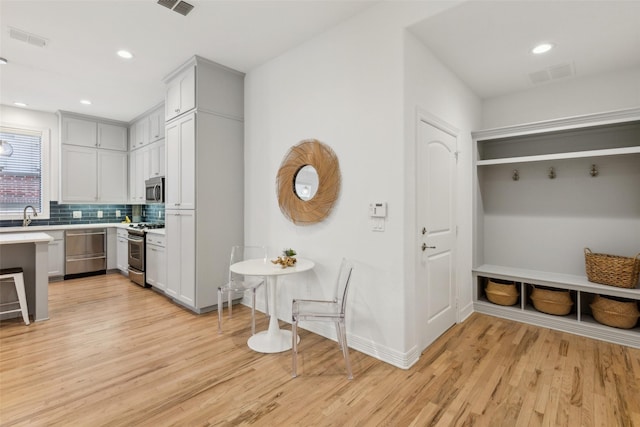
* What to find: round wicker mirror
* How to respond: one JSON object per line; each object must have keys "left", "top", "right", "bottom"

{"left": 276, "top": 139, "right": 341, "bottom": 225}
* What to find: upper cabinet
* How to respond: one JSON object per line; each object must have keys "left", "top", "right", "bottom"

{"left": 98, "top": 122, "right": 128, "bottom": 151}
{"left": 163, "top": 55, "right": 244, "bottom": 123}
{"left": 165, "top": 66, "right": 196, "bottom": 122}
{"left": 129, "top": 104, "right": 165, "bottom": 150}
{"left": 148, "top": 106, "right": 165, "bottom": 142}
{"left": 59, "top": 111, "right": 129, "bottom": 203}
{"left": 61, "top": 112, "right": 128, "bottom": 151}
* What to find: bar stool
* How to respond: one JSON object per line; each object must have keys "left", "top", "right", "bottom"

{"left": 0, "top": 267, "right": 30, "bottom": 325}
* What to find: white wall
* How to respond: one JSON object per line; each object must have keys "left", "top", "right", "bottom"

{"left": 244, "top": 1, "right": 467, "bottom": 368}
{"left": 0, "top": 105, "right": 59, "bottom": 202}
{"left": 403, "top": 31, "right": 482, "bottom": 355}
{"left": 482, "top": 67, "right": 640, "bottom": 128}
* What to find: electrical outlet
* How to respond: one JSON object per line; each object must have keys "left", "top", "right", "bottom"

{"left": 97, "top": 210, "right": 103, "bottom": 219}
{"left": 158, "top": 211, "right": 162, "bottom": 218}
{"left": 116, "top": 210, "right": 121, "bottom": 218}
{"left": 73, "top": 211, "right": 82, "bottom": 219}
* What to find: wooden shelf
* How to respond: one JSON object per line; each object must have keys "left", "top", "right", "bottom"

{"left": 476, "top": 146, "right": 640, "bottom": 166}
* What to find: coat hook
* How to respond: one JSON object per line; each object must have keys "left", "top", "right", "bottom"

{"left": 512, "top": 169, "right": 519, "bottom": 181}
{"left": 590, "top": 164, "right": 599, "bottom": 177}
{"left": 548, "top": 167, "right": 556, "bottom": 179}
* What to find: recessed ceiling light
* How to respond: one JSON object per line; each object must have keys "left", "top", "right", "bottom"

{"left": 13, "top": 102, "right": 27, "bottom": 107}
{"left": 117, "top": 50, "right": 133, "bottom": 59}
{"left": 532, "top": 43, "right": 554, "bottom": 55}
{"left": 80, "top": 99, "right": 92, "bottom": 105}
{"left": 0, "top": 57, "right": 7, "bottom": 65}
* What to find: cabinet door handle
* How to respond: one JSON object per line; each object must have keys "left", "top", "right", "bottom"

{"left": 175, "top": 109, "right": 180, "bottom": 113}
{"left": 422, "top": 243, "right": 436, "bottom": 251}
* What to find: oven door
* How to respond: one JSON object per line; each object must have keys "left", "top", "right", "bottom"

{"left": 127, "top": 233, "right": 145, "bottom": 271}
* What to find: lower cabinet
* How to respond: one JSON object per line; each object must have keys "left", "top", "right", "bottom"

{"left": 106, "top": 228, "right": 117, "bottom": 270}
{"left": 165, "top": 209, "right": 195, "bottom": 307}
{"left": 47, "top": 231, "right": 65, "bottom": 279}
{"left": 146, "top": 233, "right": 166, "bottom": 291}
{"left": 116, "top": 228, "right": 128, "bottom": 274}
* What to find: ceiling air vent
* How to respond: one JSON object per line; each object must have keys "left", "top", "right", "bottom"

{"left": 9, "top": 27, "right": 48, "bottom": 48}
{"left": 529, "top": 62, "right": 575, "bottom": 85}
{"left": 158, "top": 0, "right": 194, "bottom": 16}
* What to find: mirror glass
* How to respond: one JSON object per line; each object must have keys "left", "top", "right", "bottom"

{"left": 294, "top": 165, "right": 319, "bottom": 201}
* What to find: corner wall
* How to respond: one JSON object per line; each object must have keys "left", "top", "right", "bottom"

{"left": 403, "top": 31, "right": 482, "bottom": 355}
{"left": 244, "top": 1, "right": 467, "bottom": 368}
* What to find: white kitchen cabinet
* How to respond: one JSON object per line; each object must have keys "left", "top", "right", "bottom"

{"left": 98, "top": 122, "right": 128, "bottom": 151}
{"left": 146, "top": 233, "right": 166, "bottom": 291}
{"left": 166, "top": 113, "right": 195, "bottom": 209}
{"left": 47, "top": 231, "right": 65, "bottom": 279}
{"left": 107, "top": 228, "right": 117, "bottom": 271}
{"left": 162, "top": 56, "right": 244, "bottom": 314}
{"left": 149, "top": 140, "right": 165, "bottom": 178}
{"left": 60, "top": 112, "right": 127, "bottom": 151}
{"left": 61, "top": 145, "right": 127, "bottom": 203}
{"left": 61, "top": 145, "right": 97, "bottom": 202}
{"left": 472, "top": 107, "right": 640, "bottom": 348}
{"left": 129, "top": 148, "right": 146, "bottom": 203}
{"left": 61, "top": 116, "right": 97, "bottom": 148}
{"left": 130, "top": 117, "right": 148, "bottom": 150}
{"left": 98, "top": 150, "right": 128, "bottom": 203}
{"left": 116, "top": 228, "right": 128, "bottom": 274}
{"left": 129, "top": 139, "right": 164, "bottom": 203}
{"left": 148, "top": 106, "right": 165, "bottom": 143}
{"left": 165, "top": 210, "right": 195, "bottom": 306}
{"left": 165, "top": 65, "right": 195, "bottom": 122}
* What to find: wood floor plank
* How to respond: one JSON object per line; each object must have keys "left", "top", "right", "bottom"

{"left": 1, "top": 273, "right": 639, "bottom": 426}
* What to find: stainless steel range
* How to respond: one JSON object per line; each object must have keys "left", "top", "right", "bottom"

{"left": 127, "top": 223, "right": 164, "bottom": 287}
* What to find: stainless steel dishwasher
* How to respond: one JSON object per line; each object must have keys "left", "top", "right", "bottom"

{"left": 64, "top": 229, "right": 107, "bottom": 278}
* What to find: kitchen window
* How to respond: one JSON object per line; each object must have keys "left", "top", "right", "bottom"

{"left": 0, "top": 125, "right": 50, "bottom": 220}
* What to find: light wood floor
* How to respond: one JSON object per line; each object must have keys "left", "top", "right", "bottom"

{"left": 1, "top": 273, "right": 639, "bottom": 426}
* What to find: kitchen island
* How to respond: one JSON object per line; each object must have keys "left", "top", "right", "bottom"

{"left": 0, "top": 232, "right": 53, "bottom": 322}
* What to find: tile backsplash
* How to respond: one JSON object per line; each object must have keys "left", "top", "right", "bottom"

{"left": 0, "top": 202, "right": 164, "bottom": 227}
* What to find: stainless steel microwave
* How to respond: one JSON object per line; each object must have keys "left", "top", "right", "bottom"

{"left": 145, "top": 176, "right": 164, "bottom": 203}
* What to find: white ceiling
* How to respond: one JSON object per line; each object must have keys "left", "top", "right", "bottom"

{"left": 409, "top": 0, "right": 640, "bottom": 99}
{"left": 1, "top": 1, "right": 639, "bottom": 123}
{"left": 0, "top": 0, "right": 375, "bottom": 122}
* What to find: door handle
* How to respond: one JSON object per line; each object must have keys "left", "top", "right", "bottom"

{"left": 422, "top": 243, "right": 436, "bottom": 251}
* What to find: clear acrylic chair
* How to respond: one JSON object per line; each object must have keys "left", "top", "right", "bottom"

{"left": 218, "top": 245, "right": 268, "bottom": 335}
{"left": 291, "top": 258, "right": 355, "bottom": 379}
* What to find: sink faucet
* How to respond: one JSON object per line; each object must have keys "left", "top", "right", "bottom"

{"left": 23, "top": 205, "right": 37, "bottom": 227}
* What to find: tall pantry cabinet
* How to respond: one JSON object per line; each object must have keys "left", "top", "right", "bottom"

{"left": 163, "top": 56, "right": 244, "bottom": 312}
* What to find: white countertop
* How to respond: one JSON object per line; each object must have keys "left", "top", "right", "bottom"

{"left": 0, "top": 223, "right": 146, "bottom": 233}
{"left": 0, "top": 232, "right": 54, "bottom": 244}
{"left": 145, "top": 229, "right": 166, "bottom": 235}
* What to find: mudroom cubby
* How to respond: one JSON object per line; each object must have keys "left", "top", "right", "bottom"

{"left": 472, "top": 108, "right": 640, "bottom": 348}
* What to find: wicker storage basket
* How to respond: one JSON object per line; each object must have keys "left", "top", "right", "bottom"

{"left": 529, "top": 285, "right": 573, "bottom": 316}
{"left": 485, "top": 280, "right": 519, "bottom": 306}
{"left": 584, "top": 248, "right": 640, "bottom": 289}
{"left": 590, "top": 295, "right": 640, "bottom": 329}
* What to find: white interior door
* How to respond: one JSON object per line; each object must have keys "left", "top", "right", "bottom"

{"left": 416, "top": 117, "right": 457, "bottom": 351}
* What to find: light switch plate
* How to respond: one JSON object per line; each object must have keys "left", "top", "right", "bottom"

{"left": 116, "top": 210, "right": 121, "bottom": 218}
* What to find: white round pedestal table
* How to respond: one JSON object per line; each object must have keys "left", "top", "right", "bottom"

{"left": 230, "top": 257, "right": 315, "bottom": 353}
